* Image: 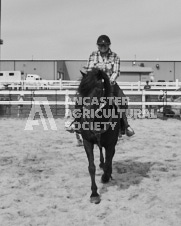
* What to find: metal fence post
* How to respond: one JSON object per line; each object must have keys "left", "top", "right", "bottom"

{"left": 176, "top": 79, "right": 179, "bottom": 89}
{"left": 65, "top": 89, "right": 70, "bottom": 118}
{"left": 142, "top": 90, "right": 146, "bottom": 118}
{"left": 59, "top": 79, "right": 62, "bottom": 90}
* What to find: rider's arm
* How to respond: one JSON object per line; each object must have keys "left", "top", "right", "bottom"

{"left": 110, "top": 55, "right": 120, "bottom": 83}
{"left": 86, "top": 51, "right": 97, "bottom": 71}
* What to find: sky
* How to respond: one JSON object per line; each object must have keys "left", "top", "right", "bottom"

{"left": 1, "top": 0, "right": 181, "bottom": 60}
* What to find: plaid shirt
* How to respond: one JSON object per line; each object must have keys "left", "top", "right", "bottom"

{"left": 86, "top": 49, "right": 120, "bottom": 79}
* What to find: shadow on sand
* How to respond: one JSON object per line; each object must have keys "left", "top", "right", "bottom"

{"left": 99, "top": 159, "right": 153, "bottom": 194}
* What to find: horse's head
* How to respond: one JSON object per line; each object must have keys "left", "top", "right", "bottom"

{"left": 78, "top": 68, "right": 111, "bottom": 100}
{"left": 77, "top": 68, "right": 112, "bottom": 122}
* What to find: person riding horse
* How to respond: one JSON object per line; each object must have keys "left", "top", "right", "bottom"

{"left": 67, "top": 35, "right": 134, "bottom": 138}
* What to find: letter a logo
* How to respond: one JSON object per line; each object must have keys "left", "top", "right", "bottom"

{"left": 25, "top": 97, "right": 57, "bottom": 131}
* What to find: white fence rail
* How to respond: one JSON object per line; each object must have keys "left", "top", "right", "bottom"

{"left": 59, "top": 79, "right": 181, "bottom": 90}
{"left": 0, "top": 79, "right": 181, "bottom": 91}
{"left": 1, "top": 90, "right": 181, "bottom": 117}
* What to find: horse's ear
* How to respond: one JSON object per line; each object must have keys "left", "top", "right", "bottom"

{"left": 80, "top": 70, "right": 86, "bottom": 77}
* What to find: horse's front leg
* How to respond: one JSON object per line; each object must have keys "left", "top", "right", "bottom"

{"left": 83, "top": 139, "right": 101, "bottom": 204}
{"left": 101, "top": 145, "right": 115, "bottom": 183}
{"left": 99, "top": 147, "right": 104, "bottom": 168}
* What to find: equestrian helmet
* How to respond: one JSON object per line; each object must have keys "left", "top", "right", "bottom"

{"left": 97, "top": 35, "right": 111, "bottom": 45}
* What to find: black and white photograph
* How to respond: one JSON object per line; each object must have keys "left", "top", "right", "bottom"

{"left": 0, "top": 0, "right": 181, "bottom": 225}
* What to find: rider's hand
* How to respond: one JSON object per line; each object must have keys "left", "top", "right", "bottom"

{"left": 95, "top": 63, "right": 106, "bottom": 71}
{"left": 110, "top": 73, "right": 117, "bottom": 84}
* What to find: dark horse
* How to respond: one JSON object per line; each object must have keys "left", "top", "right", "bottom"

{"left": 76, "top": 68, "right": 120, "bottom": 204}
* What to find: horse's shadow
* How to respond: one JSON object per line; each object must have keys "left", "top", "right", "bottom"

{"left": 99, "top": 159, "right": 153, "bottom": 194}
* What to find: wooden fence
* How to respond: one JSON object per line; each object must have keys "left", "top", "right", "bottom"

{"left": 0, "top": 79, "right": 181, "bottom": 91}
{"left": 0, "top": 89, "right": 181, "bottom": 118}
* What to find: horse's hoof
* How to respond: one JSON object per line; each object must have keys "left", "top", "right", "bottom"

{"left": 90, "top": 196, "right": 101, "bottom": 204}
{"left": 101, "top": 174, "right": 110, "bottom": 183}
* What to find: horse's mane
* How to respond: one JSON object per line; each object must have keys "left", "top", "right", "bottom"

{"left": 78, "top": 68, "right": 111, "bottom": 98}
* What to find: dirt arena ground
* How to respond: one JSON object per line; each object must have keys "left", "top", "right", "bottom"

{"left": 0, "top": 117, "right": 181, "bottom": 226}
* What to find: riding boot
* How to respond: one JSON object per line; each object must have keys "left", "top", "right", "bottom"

{"left": 120, "top": 112, "right": 135, "bottom": 137}
{"left": 76, "top": 133, "right": 83, "bottom": 146}
{"left": 120, "top": 117, "right": 126, "bottom": 135}
{"left": 110, "top": 82, "right": 135, "bottom": 137}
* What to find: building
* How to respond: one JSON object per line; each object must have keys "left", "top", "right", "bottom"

{"left": 0, "top": 59, "right": 181, "bottom": 82}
